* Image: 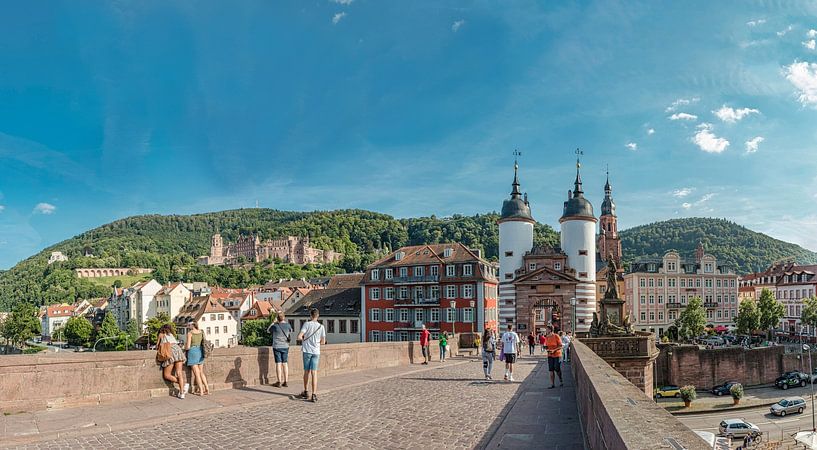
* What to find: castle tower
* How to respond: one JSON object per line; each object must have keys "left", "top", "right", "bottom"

{"left": 560, "top": 155, "right": 597, "bottom": 334}
{"left": 211, "top": 233, "right": 224, "bottom": 257}
{"left": 597, "top": 170, "right": 622, "bottom": 267}
{"left": 498, "top": 159, "right": 535, "bottom": 328}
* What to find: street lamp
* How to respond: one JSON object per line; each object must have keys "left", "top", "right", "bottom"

{"left": 470, "top": 300, "right": 476, "bottom": 335}
{"left": 449, "top": 300, "right": 456, "bottom": 337}
{"left": 805, "top": 344, "right": 816, "bottom": 432}
{"left": 570, "top": 297, "right": 577, "bottom": 334}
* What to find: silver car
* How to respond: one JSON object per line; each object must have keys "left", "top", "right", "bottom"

{"left": 719, "top": 419, "right": 760, "bottom": 439}
{"left": 770, "top": 397, "right": 806, "bottom": 416}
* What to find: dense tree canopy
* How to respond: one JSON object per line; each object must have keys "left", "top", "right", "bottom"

{"left": 734, "top": 299, "right": 760, "bottom": 336}
{"left": 677, "top": 297, "right": 706, "bottom": 341}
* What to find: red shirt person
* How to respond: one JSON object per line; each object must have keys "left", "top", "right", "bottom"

{"left": 419, "top": 325, "right": 431, "bottom": 365}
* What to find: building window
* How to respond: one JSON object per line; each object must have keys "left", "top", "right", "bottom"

{"left": 210, "top": 314, "right": 216, "bottom": 320}
{"left": 705, "top": 279, "right": 712, "bottom": 288}
{"left": 414, "top": 286, "right": 424, "bottom": 300}
{"left": 658, "top": 311, "right": 664, "bottom": 321}
{"left": 640, "top": 278, "right": 646, "bottom": 288}
{"left": 648, "top": 278, "right": 654, "bottom": 287}
{"left": 385, "top": 268, "right": 393, "bottom": 279}
{"left": 529, "top": 263, "right": 537, "bottom": 271}
{"left": 206, "top": 327, "right": 211, "bottom": 335}
{"left": 447, "top": 265, "right": 456, "bottom": 276}
{"left": 350, "top": 320, "right": 359, "bottom": 334}
{"left": 640, "top": 296, "right": 646, "bottom": 304}
{"left": 463, "top": 285, "right": 474, "bottom": 299}
{"left": 370, "top": 309, "right": 381, "bottom": 322}
{"left": 339, "top": 320, "right": 347, "bottom": 333}
{"left": 414, "top": 266, "right": 424, "bottom": 277}
{"left": 430, "top": 308, "right": 440, "bottom": 322}
{"left": 649, "top": 295, "right": 654, "bottom": 304}
{"left": 371, "top": 269, "right": 379, "bottom": 281}
{"left": 399, "top": 287, "right": 408, "bottom": 299}
{"left": 446, "top": 308, "right": 456, "bottom": 322}
{"left": 385, "top": 287, "right": 394, "bottom": 300}
{"left": 400, "top": 267, "right": 408, "bottom": 277}
{"left": 430, "top": 286, "right": 439, "bottom": 299}
{"left": 327, "top": 320, "right": 335, "bottom": 333}
{"left": 370, "top": 331, "right": 381, "bottom": 342}
{"left": 668, "top": 262, "right": 676, "bottom": 271}
{"left": 657, "top": 279, "right": 664, "bottom": 288}
{"left": 289, "top": 319, "right": 295, "bottom": 330}
{"left": 705, "top": 263, "right": 713, "bottom": 273}
{"left": 504, "top": 251, "right": 513, "bottom": 257}
{"left": 399, "top": 331, "right": 409, "bottom": 341}
{"left": 370, "top": 288, "right": 381, "bottom": 300}
{"left": 640, "top": 312, "right": 646, "bottom": 321}
{"left": 385, "top": 308, "right": 395, "bottom": 322}
{"left": 430, "top": 266, "right": 439, "bottom": 277}
{"left": 554, "top": 262, "right": 561, "bottom": 270}
{"left": 716, "top": 279, "right": 722, "bottom": 288}
{"left": 399, "top": 309, "right": 409, "bottom": 322}
{"left": 223, "top": 326, "right": 227, "bottom": 333}
{"left": 669, "top": 278, "right": 676, "bottom": 288}
{"left": 464, "top": 308, "right": 474, "bottom": 323}
{"left": 649, "top": 312, "right": 655, "bottom": 321}
{"left": 215, "top": 339, "right": 220, "bottom": 347}
{"left": 505, "top": 273, "right": 513, "bottom": 280}
{"left": 415, "top": 309, "right": 424, "bottom": 323}
{"left": 579, "top": 272, "right": 587, "bottom": 278}
{"left": 446, "top": 285, "right": 457, "bottom": 299}
{"left": 463, "top": 264, "right": 473, "bottom": 276}
{"left": 385, "top": 331, "right": 394, "bottom": 342}
{"left": 695, "top": 279, "right": 701, "bottom": 288}
{"left": 680, "top": 279, "right": 686, "bottom": 287}
{"left": 658, "top": 295, "right": 663, "bottom": 304}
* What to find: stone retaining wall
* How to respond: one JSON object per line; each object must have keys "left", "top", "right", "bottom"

{"left": 571, "top": 340, "right": 709, "bottom": 450}
{"left": 0, "top": 339, "right": 457, "bottom": 413}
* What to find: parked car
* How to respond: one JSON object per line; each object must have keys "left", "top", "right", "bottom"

{"left": 712, "top": 382, "right": 740, "bottom": 396}
{"left": 770, "top": 397, "right": 806, "bottom": 416}
{"left": 718, "top": 419, "right": 760, "bottom": 439}
{"left": 654, "top": 385, "right": 681, "bottom": 398}
{"left": 775, "top": 372, "right": 809, "bottom": 389}
{"left": 702, "top": 336, "right": 725, "bottom": 346}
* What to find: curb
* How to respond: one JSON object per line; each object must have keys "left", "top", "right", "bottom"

{"left": 670, "top": 400, "right": 777, "bottom": 415}
{"left": 1, "top": 360, "right": 471, "bottom": 447}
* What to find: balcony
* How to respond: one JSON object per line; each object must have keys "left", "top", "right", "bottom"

{"left": 667, "top": 302, "right": 683, "bottom": 309}
{"left": 393, "top": 297, "right": 441, "bottom": 307}
{"left": 391, "top": 275, "right": 440, "bottom": 284}
{"left": 703, "top": 302, "right": 718, "bottom": 308}
{"left": 393, "top": 321, "right": 441, "bottom": 330}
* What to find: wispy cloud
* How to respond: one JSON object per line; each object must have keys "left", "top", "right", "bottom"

{"left": 626, "top": 142, "right": 637, "bottom": 151}
{"left": 804, "top": 40, "right": 816, "bottom": 50}
{"left": 746, "top": 18, "right": 766, "bottom": 27}
{"left": 809, "top": 29, "right": 817, "bottom": 39}
{"left": 692, "top": 123, "right": 729, "bottom": 153}
{"left": 682, "top": 202, "right": 692, "bottom": 209}
{"left": 332, "top": 12, "right": 346, "bottom": 24}
{"left": 452, "top": 20, "right": 465, "bottom": 32}
{"left": 665, "top": 97, "right": 700, "bottom": 113}
{"left": 668, "top": 112, "right": 698, "bottom": 121}
{"left": 713, "top": 105, "right": 759, "bottom": 123}
{"left": 672, "top": 188, "right": 694, "bottom": 198}
{"left": 647, "top": 128, "right": 655, "bottom": 135}
{"left": 330, "top": 0, "right": 354, "bottom": 4}
{"left": 784, "top": 61, "right": 817, "bottom": 107}
{"left": 0, "top": 205, "right": 5, "bottom": 213}
{"left": 697, "top": 193, "right": 715, "bottom": 205}
{"left": 777, "top": 24, "right": 794, "bottom": 37}
{"left": 33, "top": 203, "right": 56, "bottom": 215}
{"left": 745, "top": 136, "right": 764, "bottom": 154}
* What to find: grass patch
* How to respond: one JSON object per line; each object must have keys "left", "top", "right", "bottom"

{"left": 84, "top": 274, "right": 152, "bottom": 289}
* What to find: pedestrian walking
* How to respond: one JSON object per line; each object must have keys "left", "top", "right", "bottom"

{"left": 501, "top": 324, "right": 520, "bottom": 382}
{"left": 481, "top": 328, "right": 496, "bottom": 380}
{"left": 419, "top": 324, "right": 431, "bottom": 365}
{"left": 560, "top": 331, "right": 571, "bottom": 362}
{"left": 539, "top": 332, "right": 547, "bottom": 354}
{"left": 184, "top": 320, "right": 210, "bottom": 396}
{"left": 526, "top": 332, "right": 535, "bottom": 356}
{"left": 439, "top": 332, "right": 448, "bottom": 362}
{"left": 474, "top": 333, "right": 481, "bottom": 356}
{"left": 156, "top": 324, "right": 188, "bottom": 399}
{"left": 544, "top": 326, "right": 564, "bottom": 388}
{"left": 295, "top": 308, "right": 325, "bottom": 403}
{"left": 267, "top": 311, "right": 292, "bottom": 387}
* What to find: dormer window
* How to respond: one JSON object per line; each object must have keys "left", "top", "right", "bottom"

{"left": 395, "top": 251, "right": 405, "bottom": 261}
{"left": 444, "top": 248, "right": 453, "bottom": 258}
{"left": 463, "top": 264, "right": 473, "bottom": 276}
{"left": 370, "top": 269, "right": 379, "bottom": 280}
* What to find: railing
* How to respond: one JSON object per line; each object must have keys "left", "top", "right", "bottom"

{"left": 666, "top": 302, "right": 683, "bottom": 308}
{"left": 393, "top": 298, "right": 441, "bottom": 306}
{"left": 703, "top": 302, "right": 718, "bottom": 308}
{"left": 391, "top": 275, "right": 440, "bottom": 283}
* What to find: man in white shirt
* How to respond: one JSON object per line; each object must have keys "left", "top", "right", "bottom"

{"left": 295, "top": 308, "right": 326, "bottom": 402}
{"left": 501, "top": 324, "right": 520, "bottom": 382}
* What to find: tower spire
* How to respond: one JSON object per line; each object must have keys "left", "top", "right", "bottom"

{"left": 511, "top": 149, "right": 522, "bottom": 197}
{"left": 573, "top": 148, "right": 584, "bottom": 196}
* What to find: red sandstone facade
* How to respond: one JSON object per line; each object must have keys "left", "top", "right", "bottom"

{"left": 361, "top": 243, "right": 498, "bottom": 342}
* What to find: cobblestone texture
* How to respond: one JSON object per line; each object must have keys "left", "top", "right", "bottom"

{"left": 8, "top": 358, "right": 545, "bottom": 449}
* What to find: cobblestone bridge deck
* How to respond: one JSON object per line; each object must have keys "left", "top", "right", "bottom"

{"left": 1, "top": 355, "right": 585, "bottom": 449}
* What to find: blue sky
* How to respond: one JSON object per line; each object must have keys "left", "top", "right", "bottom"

{"left": 1, "top": 1, "right": 817, "bottom": 269}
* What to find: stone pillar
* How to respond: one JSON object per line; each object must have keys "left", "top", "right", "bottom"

{"left": 580, "top": 333, "right": 659, "bottom": 397}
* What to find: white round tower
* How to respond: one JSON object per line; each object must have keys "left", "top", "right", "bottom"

{"left": 498, "top": 161, "right": 534, "bottom": 328}
{"left": 559, "top": 158, "right": 597, "bottom": 334}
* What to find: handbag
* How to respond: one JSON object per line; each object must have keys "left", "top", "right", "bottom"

{"left": 499, "top": 346, "right": 505, "bottom": 362}
{"left": 202, "top": 337, "right": 214, "bottom": 358}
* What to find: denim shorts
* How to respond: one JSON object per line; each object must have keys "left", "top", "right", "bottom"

{"left": 273, "top": 347, "right": 289, "bottom": 363}
{"left": 303, "top": 352, "right": 320, "bottom": 371}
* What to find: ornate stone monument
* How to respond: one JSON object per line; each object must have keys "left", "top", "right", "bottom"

{"left": 598, "top": 258, "right": 626, "bottom": 327}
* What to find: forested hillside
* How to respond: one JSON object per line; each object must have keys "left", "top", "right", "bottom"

{"left": 619, "top": 218, "right": 817, "bottom": 272}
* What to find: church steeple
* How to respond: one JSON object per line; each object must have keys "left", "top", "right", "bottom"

{"left": 573, "top": 156, "right": 584, "bottom": 196}
{"left": 561, "top": 149, "right": 594, "bottom": 221}
{"left": 601, "top": 168, "right": 616, "bottom": 217}
{"left": 499, "top": 152, "right": 533, "bottom": 223}
{"left": 598, "top": 165, "right": 621, "bottom": 266}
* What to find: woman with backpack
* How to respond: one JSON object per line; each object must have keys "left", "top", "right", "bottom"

{"left": 157, "top": 324, "right": 187, "bottom": 399}
{"left": 185, "top": 320, "right": 210, "bottom": 396}
{"left": 482, "top": 328, "right": 496, "bottom": 380}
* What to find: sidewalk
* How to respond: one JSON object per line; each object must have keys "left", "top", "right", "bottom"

{"left": 662, "top": 384, "right": 812, "bottom": 415}
{"left": 0, "top": 359, "right": 469, "bottom": 447}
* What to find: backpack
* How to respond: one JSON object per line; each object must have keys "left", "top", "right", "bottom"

{"left": 202, "top": 337, "right": 214, "bottom": 358}
{"left": 483, "top": 337, "right": 495, "bottom": 353}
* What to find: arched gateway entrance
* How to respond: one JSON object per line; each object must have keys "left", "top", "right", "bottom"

{"left": 529, "top": 298, "right": 561, "bottom": 335}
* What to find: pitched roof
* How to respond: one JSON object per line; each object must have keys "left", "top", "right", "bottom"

{"left": 285, "top": 288, "right": 361, "bottom": 317}
{"left": 45, "top": 304, "right": 75, "bottom": 318}
{"left": 327, "top": 273, "right": 365, "bottom": 289}
{"left": 513, "top": 266, "right": 580, "bottom": 285}
{"left": 174, "top": 295, "right": 230, "bottom": 323}
{"left": 241, "top": 300, "right": 273, "bottom": 319}
{"left": 263, "top": 279, "right": 313, "bottom": 289}
{"left": 367, "top": 243, "right": 486, "bottom": 268}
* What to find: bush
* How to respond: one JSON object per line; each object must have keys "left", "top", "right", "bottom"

{"left": 680, "top": 385, "right": 697, "bottom": 402}
{"left": 23, "top": 345, "right": 47, "bottom": 354}
{"left": 730, "top": 383, "right": 744, "bottom": 399}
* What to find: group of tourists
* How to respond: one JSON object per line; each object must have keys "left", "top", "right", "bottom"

{"left": 418, "top": 326, "right": 453, "bottom": 364}
{"left": 477, "top": 324, "right": 568, "bottom": 387}
{"left": 156, "top": 308, "right": 326, "bottom": 403}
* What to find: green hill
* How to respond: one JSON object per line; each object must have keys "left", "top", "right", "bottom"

{"left": 1, "top": 212, "right": 814, "bottom": 311}
{"left": 619, "top": 218, "right": 817, "bottom": 272}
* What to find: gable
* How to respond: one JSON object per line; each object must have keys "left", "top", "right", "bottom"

{"left": 513, "top": 266, "right": 579, "bottom": 285}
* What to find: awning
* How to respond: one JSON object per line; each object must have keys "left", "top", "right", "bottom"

{"left": 714, "top": 325, "right": 728, "bottom": 332}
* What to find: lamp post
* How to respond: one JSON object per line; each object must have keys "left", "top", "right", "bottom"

{"left": 570, "top": 297, "right": 577, "bottom": 334}
{"left": 450, "top": 300, "right": 456, "bottom": 358}
{"left": 470, "top": 300, "right": 476, "bottom": 335}
{"left": 805, "top": 344, "right": 816, "bottom": 432}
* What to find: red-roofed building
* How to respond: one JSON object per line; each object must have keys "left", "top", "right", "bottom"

{"left": 175, "top": 295, "right": 238, "bottom": 348}
{"left": 241, "top": 300, "right": 274, "bottom": 322}
{"left": 41, "top": 304, "right": 76, "bottom": 340}
{"left": 361, "top": 243, "right": 498, "bottom": 342}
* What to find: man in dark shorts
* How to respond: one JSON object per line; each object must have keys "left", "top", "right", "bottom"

{"left": 544, "top": 326, "right": 564, "bottom": 388}
{"left": 267, "top": 311, "right": 292, "bottom": 387}
{"left": 419, "top": 324, "right": 431, "bottom": 365}
{"left": 501, "top": 324, "right": 520, "bottom": 382}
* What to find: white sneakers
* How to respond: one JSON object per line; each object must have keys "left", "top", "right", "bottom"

{"left": 178, "top": 383, "right": 190, "bottom": 399}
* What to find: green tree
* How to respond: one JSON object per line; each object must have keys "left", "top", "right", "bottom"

{"left": 144, "top": 312, "right": 175, "bottom": 346}
{"left": 734, "top": 299, "right": 761, "bottom": 336}
{"left": 125, "top": 319, "right": 140, "bottom": 342}
{"left": 801, "top": 296, "right": 817, "bottom": 334}
{"left": 94, "top": 311, "right": 121, "bottom": 350}
{"left": 677, "top": 297, "right": 706, "bottom": 341}
{"left": 757, "top": 288, "right": 785, "bottom": 339}
{"left": 64, "top": 316, "right": 94, "bottom": 347}
{"left": 240, "top": 318, "right": 274, "bottom": 346}
{"left": 0, "top": 303, "right": 42, "bottom": 352}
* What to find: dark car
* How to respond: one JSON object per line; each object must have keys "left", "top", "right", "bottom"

{"left": 712, "top": 381, "right": 740, "bottom": 396}
{"left": 775, "top": 372, "right": 809, "bottom": 389}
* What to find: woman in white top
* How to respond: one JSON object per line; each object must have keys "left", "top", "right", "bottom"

{"left": 157, "top": 324, "right": 188, "bottom": 399}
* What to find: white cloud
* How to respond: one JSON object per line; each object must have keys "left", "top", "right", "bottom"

{"left": 809, "top": 29, "right": 817, "bottom": 38}
{"left": 745, "top": 136, "right": 764, "bottom": 153}
{"left": 0, "top": 205, "right": 4, "bottom": 213}
{"left": 784, "top": 61, "right": 817, "bottom": 107}
{"left": 672, "top": 188, "right": 694, "bottom": 198}
{"left": 34, "top": 203, "right": 56, "bottom": 215}
{"left": 330, "top": 0, "right": 354, "bottom": 4}
{"left": 626, "top": 142, "right": 637, "bottom": 151}
{"left": 332, "top": 12, "right": 346, "bottom": 24}
{"left": 668, "top": 112, "right": 698, "bottom": 121}
{"left": 452, "top": 20, "right": 465, "bottom": 32}
{"left": 777, "top": 25, "right": 794, "bottom": 37}
{"left": 697, "top": 193, "right": 715, "bottom": 205}
{"left": 713, "top": 105, "right": 760, "bottom": 123}
{"left": 746, "top": 19, "right": 766, "bottom": 27}
{"left": 647, "top": 128, "right": 655, "bottom": 135}
{"left": 665, "top": 97, "right": 700, "bottom": 113}
{"left": 692, "top": 123, "right": 730, "bottom": 153}
{"left": 682, "top": 203, "right": 692, "bottom": 209}
{"left": 804, "top": 40, "right": 816, "bottom": 50}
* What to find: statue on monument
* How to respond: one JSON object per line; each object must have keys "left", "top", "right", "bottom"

{"left": 604, "top": 256, "right": 619, "bottom": 300}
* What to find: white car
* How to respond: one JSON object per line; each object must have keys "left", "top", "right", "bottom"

{"left": 718, "top": 419, "right": 760, "bottom": 439}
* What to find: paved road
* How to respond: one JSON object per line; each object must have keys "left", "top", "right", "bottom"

{"left": 6, "top": 357, "right": 565, "bottom": 450}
